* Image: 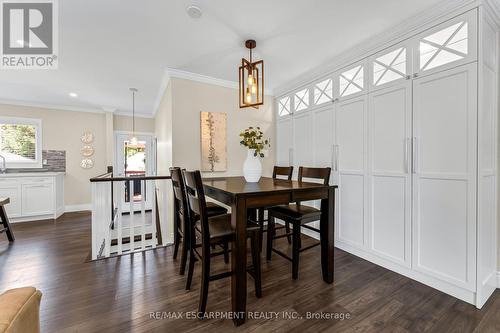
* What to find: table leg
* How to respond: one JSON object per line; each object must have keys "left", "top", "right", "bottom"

{"left": 231, "top": 197, "right": 247, "bottom": 326}
{"left": 320, "top": 187, "right": 335, "bottom": 283}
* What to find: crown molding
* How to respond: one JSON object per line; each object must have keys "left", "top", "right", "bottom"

{"left": 0, "top": 99, "right": 111, "bottom": 115}
{"left": 0, "top": 99, "right": 155, "bottom": 118}
{"left": 484, "top": 0, "right": 500, "bottom": 24}
{"left": 274, "top": 0, "right": 479, "bottom": 96}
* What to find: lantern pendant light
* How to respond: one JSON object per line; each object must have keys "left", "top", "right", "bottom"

{"left": 129, "top": 88, "right": 138, "bottom": 146}
{"left": 239, "top": 40, "right": 264, "bottom": 109}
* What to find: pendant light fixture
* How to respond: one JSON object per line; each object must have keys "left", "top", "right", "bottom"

{"left": 129, "top": 88, "right": 138, "bottom": 147}
{"left": 239, "top": 39, "right": 264, "bottom": 109}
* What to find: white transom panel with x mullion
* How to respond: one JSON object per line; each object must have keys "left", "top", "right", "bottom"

{"left": 275, "top": 4, "right": 499, "bottom": 309}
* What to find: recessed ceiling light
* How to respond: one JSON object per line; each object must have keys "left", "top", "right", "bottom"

{"left": 186, "top": 5, "right": 202, "bottom": 19}
{"left": 69, "top": 92, "right": 78, "bottom": 98}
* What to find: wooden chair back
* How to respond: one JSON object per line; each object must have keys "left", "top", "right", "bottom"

{"left": 182, "top": 170, "right": 210, "bottom": 247}
{"left": 298, "top": 166, "right": 331, "bottom": 185}
{"left": 272, "top": 166, "right": 293, "bottom": 180}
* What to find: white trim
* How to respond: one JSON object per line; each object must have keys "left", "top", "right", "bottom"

{"left": 64, "top": 204, "right": 91, "bottom": 212}
{"left": 274, "top": 0, "right": 479, "bottom": 96}
{"left": 166, "top": 68, "right": 275, "bottom": 96}
{"left": 113, "top": 130, "right": 155, "bottom": 136}
{"left": 0, "top": 99, "right": 114, "bottom": 115}
{"left": 113, "top": 112, "right": 154, "bottom": 119}
{"left": 0, "top": 116, "right": 43, "bottom": 169}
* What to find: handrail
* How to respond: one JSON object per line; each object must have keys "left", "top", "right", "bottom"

{"left": 90, "top": 175, "right": 171, "bottom": 183}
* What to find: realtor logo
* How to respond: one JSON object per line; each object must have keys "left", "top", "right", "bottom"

{"left": 1, "top": 0, "right": 58, "bottom": 69}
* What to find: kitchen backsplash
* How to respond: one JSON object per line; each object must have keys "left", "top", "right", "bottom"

{"left": 42, "top": 150, "right": 66, "bottom": 172}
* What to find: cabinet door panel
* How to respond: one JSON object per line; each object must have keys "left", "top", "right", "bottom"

{"left": 293, "top": 112, "right": 313, "bottom": 176}
{"left": 313, "top": 106, "right": 334, "bottom": 168}
{"left": 22, "top": 184, "right": 54, "bottom": 216}
{"left": 0, "top": 183, "right": 21, "bottom": 218}
{"left": 336, "top": 96, "right": 367, "bottom": 247}
{"left": 412, "top": 63, "right": 477, "bottom": 290}
{"left": 369, "top": 83, "right": 411, "bottom": 265}
{"left": 276, "top": 118, "right": 293, "bottom": 166}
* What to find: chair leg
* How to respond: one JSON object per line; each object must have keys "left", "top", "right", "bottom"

{"left": 185, "top": 249, "right": 195, "bottom": 290}
{"left": 179, "top": 237, "right": 188, "bottom": 275}
{"left": 198, "top": 249, "right": 211, "bottom": 316}
{"left": 0, "top": 206, "right": 14, "bottom": 242}
{"left": 292, "top": 222, "right": 301, "bottom": 280}
{"left": 285, "top": 221, "right": 292, "bottom": 244}
{"left": 223, "top": 240, "right": 229, "bottom": 264}
{"left": 250, "top": 232, "right": 262, "bottom": 298}
{"left": 258, "top": 208, "right": 265, "bottom": 252}
{"left": 173, "top": 231, "right": 180, "bottom": 259}
{"left": 266, "top": 214, "right": 275, "bottom": 261}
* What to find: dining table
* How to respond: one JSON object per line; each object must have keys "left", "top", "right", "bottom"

{"left": 202, "top": 176, "right": 337, "bottom": 326}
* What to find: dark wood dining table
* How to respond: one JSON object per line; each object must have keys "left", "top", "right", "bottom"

{"left": 202, "top": 176, "right": 337, "bottom": 326}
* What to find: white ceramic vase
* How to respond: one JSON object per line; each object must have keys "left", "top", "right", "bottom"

{"left": 243, "top": 149, "right": 262, "bottom": 182}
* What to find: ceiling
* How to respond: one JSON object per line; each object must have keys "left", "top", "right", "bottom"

{"left": 0, "top": 0, "right": 445, "bottom": 116}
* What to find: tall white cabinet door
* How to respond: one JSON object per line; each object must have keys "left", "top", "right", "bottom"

{"left": 313, "top": 105, "right": 335, "bottom": 170}
{"left": 335, "top": 95, "right": 368, "bottom": 248}
{"left": 293, "top": 112, "right": 314, "bottom": 176}
{"left": 412, "top": 63, "right": 477, "bottom": 291}
{"left": 276, "top": 118, "right": 293, "bottom": 166}
{"left": 368, "top": 82, "right": 412, "bottom": 266}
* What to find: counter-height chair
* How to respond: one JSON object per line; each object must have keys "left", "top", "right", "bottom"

{"left": 266, "top": 166, "right": 331, "bottom": 279}
{"left": 183, "top": 170, "right": 262, "bottom": 315}
{"left": 170, "top": 167, "right": 228, "bottom": 275}
{"left": 249, "top": 166, "right": 293, "bottom": 250}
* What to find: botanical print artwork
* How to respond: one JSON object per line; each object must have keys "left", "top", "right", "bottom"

{"left": 200, "top": 112, "right": 227, "bottom": 172}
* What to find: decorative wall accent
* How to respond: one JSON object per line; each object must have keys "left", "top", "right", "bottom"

{"left": 80, "top": 131, "right": 95, "bottom": 169}
{"left": 200, "top": 111, "right": 227, "bottom": 172}
{"left": 42, "top": 150, "right": 66, "bottom": 172}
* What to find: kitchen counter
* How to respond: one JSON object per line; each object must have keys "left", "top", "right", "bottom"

{"left": 0, "top": 172, "right": 65, "bottom": 177}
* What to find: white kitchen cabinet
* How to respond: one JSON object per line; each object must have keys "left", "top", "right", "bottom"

{"left": 412, "top": 63, "right": 477, "bottom": 291}
{"left": 0, "top": 173, "right": 64, "bottom": 222}
{"left": 335, "top": 95, "right": 368, "bottom": 248}
{"left": 275, "top": 5, "right": 499, "bottom": 308}
{"left": 368, "top": 81, "right": 412, "bottom": 267}
{"left": 276, "top": 117, "right": 293, "bottom": 167}
{"left": 0, "top": 179, "right": 21, "bottom": 218}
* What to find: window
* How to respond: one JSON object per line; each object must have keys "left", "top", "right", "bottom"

{"left": 339, "top": 65, "right": 364, "bottom": 97}
{"left": 373, "top": 47, "right": 406, "bottom": 86}
{"left": 314, "top": 78, "right": 333, "bottom": 105}
{"left": 294, "top": 88, "right": 309, "bottom": 111}
{"left": 420, "top": 21, "right": 468, "bottom": 71}
{"left": 278, "top": 96, "right": 291, "bottom": 116}
{"left": 0, "top": 117, "right": 42, "bottom": 168}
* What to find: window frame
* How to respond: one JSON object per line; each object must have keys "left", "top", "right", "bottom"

{"left": 0, "top": 116, "right": 43, "bottom": 169}
{"left": 277, "top": 95, "right": 292, "bottom": 118}
{"left": 293, "top": 87, "right": 310, "bottom": 113}
{"left": 369, "top": 43, "right": 411, "bottom": 91}
{"left": 336, "top": 60, "right": 367, "bottom": 101}
{"left": 413, "top": 10, "right": 477, "bottom": 77}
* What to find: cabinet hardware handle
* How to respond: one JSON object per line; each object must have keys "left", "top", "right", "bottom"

{"left": 331, "top": 145, "right": 336, "bottom": 170}
{"left": 413, "top": 73, "right": 419, "bottom": 78}
{"left": 404, "top": 138, "right": 409, "bottom": 173}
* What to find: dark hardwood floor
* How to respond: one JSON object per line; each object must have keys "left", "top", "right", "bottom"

{"left": 1, "top": 212, "right": 500, "bottom": 333}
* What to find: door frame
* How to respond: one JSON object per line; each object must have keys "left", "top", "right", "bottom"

{"left": 113, "top": 131, "right": 156, "bottom": 211}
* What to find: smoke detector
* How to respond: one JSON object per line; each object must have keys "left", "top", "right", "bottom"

{"left": 186, "top": 5, "right": 202, "bottom": 19}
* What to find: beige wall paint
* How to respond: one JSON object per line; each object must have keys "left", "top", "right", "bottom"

{"left": 0, "top": 104, "right": 109, "bottom": 207}
{"left": 171, "top": 78, "right": 275, "bottom": 177}
{"left": 113, "top": 114, "right": 155, "bottom": 133}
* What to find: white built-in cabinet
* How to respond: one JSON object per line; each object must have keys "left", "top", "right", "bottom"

{"left": 0, "top": 173, "right": 65, "bottom": 222}
{"left": 276, "top": 6, "right": 499, "bottom": 308}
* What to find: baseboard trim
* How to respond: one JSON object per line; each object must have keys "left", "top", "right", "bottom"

{"left": 64, "top": 204, "right": 91, "bottom": 212}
